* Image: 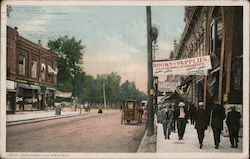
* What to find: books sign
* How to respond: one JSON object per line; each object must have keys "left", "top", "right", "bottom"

{"left": 153, "top": 56, "right": 212, "bottom": 76}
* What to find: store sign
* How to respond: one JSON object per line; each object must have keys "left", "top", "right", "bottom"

{"left": 153, "top": 56, "right": 212, "bottom": 76}
{"left": 56, "top": 90, "right": 72, "bottom": 98}
{"left": 6, "top": 80, "right": 15, "bottom": 90}
{"left": 158, "top": 81, "right": 179, "bottom": 92}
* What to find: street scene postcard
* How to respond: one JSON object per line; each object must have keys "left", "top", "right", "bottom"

{"left": 0, "top": 0, "right": 249, "bottom": 159}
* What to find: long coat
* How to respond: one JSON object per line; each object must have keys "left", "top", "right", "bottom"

{"left": 226, "top": 110, "right": 241, "bottom": 130}
{"left": 194, "top": 108, "right": 209, "bottom": 130}
{"left": 211, "top": 103, "right": 226, "bottom": 130}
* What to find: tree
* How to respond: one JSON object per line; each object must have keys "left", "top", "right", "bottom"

{"left": 48, "top": 36, "right": 86, "bottom": 98}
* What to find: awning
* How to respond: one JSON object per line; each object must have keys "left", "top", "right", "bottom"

{"left": 175, "top": 82, "right": 193, "bottom": 102}
{"left": 48, "top": 65, "right": 58, "bottom": 75}
{"left": 159, "top": 92, "right": 182, "bottom": 104}
{"left": 18, "top": 83, "right": 41, "bottom": 90}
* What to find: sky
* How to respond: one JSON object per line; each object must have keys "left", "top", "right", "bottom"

{"left": 7, "top": 5, "right": 185, "bottom": 92}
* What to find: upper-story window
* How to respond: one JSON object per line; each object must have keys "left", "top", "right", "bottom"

{"left": 210, "top": 7, "right": 222, "bottom": 68}
{"left": 47, "top": 60, "right": 54, "bottom": 82}
{"left": 18, "top": 54, "right": 26, "bottom": 76}
{"left": 31, "top": 59, "right": 37, "bottom": 79}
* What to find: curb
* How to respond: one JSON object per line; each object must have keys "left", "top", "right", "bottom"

{"left": 6, "top": 113, "right": 86, "bottom": 126}
{"left": 137, "top": 129, "right": 148, "bottom": 152}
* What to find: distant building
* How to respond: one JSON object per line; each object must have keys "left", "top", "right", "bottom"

{"left": 6, "top": 26, "right": 58, "bottom": 113}
{"left": 174, "top": 6, "right": 243, "bottom": 108}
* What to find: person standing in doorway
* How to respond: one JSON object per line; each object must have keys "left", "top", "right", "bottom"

{"left": 194, "top": 102, "right": 209, "bottom": 149}
{"left": 226, "top": 106, "right": 241, "bottom": 148}
{"left": 210, "top": 102, "right": 226, "bottom": 149}
{"left": 177, "top": 102, "right": 188, "bottom": 140}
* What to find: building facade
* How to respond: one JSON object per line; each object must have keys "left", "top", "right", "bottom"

{"left": 6, "top": 26, "right": 58, "bottom": 113}
{"left": 174, "top": 6, "right": 243, "bottom": 108}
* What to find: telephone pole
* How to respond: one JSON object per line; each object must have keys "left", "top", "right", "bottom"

{"left": 146, "top": 6, "right": 154, "bottom": 136}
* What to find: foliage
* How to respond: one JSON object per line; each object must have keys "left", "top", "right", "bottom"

{"left": 48, "top": 36, "right": 85, "bottom": 96}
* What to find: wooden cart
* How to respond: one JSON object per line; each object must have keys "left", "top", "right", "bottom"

{"left": 121, "top": 100, "right": 143, "bottom": 124}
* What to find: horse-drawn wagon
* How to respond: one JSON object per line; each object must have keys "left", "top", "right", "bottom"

{"left": 121, "top": 100, "right": 143, "bottom": 124}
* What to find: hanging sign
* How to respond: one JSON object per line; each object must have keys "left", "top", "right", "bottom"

{"left": 153, "top": 56, "right": 212, "bottom": 76}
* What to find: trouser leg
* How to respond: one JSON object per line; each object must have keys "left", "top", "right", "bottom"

{"left": 163, "top": 122, "right": 167, "bottom": 137}
{"left": 213, "top": 128, "right": 221, "bottom": 146}
{"left": 197, "top": 129, "right": 204, "bottom": 145}
{"left": 177, "top": 120, "right": 181, "bottom": 137}
{"left": 229, "top": 130, "right": 234, "bottom": 146}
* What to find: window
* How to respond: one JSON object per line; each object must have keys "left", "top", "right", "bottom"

{"left": 210, "top": 20, "right": 215, "bottom": 54}
{"left": 31, "top": 59, "right": 37, "bottom": 78}
{"left": 18, "top": 55, "right": 25, "bottom": 76}
{"left": 210, "top": 8, "right": 222, "bottom": 68}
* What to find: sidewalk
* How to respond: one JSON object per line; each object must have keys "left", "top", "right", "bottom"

{"left": 157, "top": 122, "right": 243, "bottom": 153}
{"left": 6, "top": 108, "right": 85, "bottom": 126}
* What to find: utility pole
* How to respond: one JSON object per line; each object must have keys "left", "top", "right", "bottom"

{"left": 146, "top": 6, "right": 154, "bottom": 136}
{"left": 103, "top": 82, "right": 106, "bottom": 109}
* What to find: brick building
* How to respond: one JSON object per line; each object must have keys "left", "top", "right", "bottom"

{"left": 174, "top": 6, "right": 243, "bottom": 108}
{"left": 6, "top": 26, "right": 58, "bottom": 113}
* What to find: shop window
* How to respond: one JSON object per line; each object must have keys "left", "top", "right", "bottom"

{"left": 18, "top": 54, "right": 26, "bottom": 76}
{"left": 31, "top": 59, "right": 37, "bottom": 79}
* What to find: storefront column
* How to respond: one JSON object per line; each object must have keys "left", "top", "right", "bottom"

{"left": 218, "top": 7, "right": 226, "bottom": 104}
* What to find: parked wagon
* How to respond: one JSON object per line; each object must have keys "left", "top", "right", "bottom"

{"left": 121, "top": 100, "right": 143, "bottom": 124}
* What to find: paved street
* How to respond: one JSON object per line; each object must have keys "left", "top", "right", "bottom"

{"left": 7, "top": 109, "right": 146, "bottom": 152}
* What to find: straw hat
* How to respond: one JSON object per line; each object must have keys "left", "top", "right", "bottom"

{"left": 178, "top": 102, "right": 185, "bottom": 107}
{"left": 198, "top": 102, "right": 204, "bottom": 107}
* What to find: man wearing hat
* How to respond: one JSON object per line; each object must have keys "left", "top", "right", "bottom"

{"left": 226, "top": 106, "right": 241, "bottom": 148}
{"left": 177, "top": 102, "right": 188, "bottom": 140}
{"left": 210, "top": 101, "right": 226, "bottom": 149}
{"left": 194, "top": 102, "right": 209, "bottom": 149}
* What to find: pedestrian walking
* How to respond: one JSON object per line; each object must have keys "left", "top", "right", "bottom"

{"left": 194, "top": 102, "right": 209, "bottom": 149}
{"left": 177, "top": 102, "right": 188, "bottom": 140}
{"left": 172, "top": 102, "right": 178, "bottom": 132}
{"left": 162, "top": 104, "right": 174, "bottom": 139}
{"left": 226, "top": 106, "right": 241, "bottom": 148}
{"left": 189, "top": 103, "right": 196, "bottom": 125}
{"left": 210, "top": 102, "right": 226, "bottom": 149}
{"left": 167, "top": 104, "right": 174, "bottom": 138}
{"left": 157, "top": 105, "right": 164, "bottom": 123}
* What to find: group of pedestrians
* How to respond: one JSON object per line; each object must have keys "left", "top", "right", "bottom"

{"left": 158, "top": 100, "right": 242, "bottom": 150}
{"left": 158, "top": 102, "right": 188, "bottom": 140}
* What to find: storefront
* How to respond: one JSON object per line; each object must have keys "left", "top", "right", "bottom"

{"left": 6, "top": 80, "right": 16, "bottom": 114}
{"left": 16, "top": 83, "right": 40, "bottom": 111}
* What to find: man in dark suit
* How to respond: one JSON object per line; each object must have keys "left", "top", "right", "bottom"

{"left": 194, "top": 102, "right": 209, "bottom": 149}
{"left": 211, "top": 102, "right": 226, "bottom": 149}
{"left": 226, "top": 106, "right": 241, "bottom": 148}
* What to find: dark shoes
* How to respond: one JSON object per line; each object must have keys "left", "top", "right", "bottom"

{"left": 231, "top": 145, "right": 235, "bottom": 148}
{"left": 214, "top": 145, "right": 219, "bottom": 149}
{"left": 199, "top": 144, "right": 203, "bottom": 149}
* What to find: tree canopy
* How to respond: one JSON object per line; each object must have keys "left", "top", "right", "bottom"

{"left": 49, "top": 36, "right": 147, "bottom": 107}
